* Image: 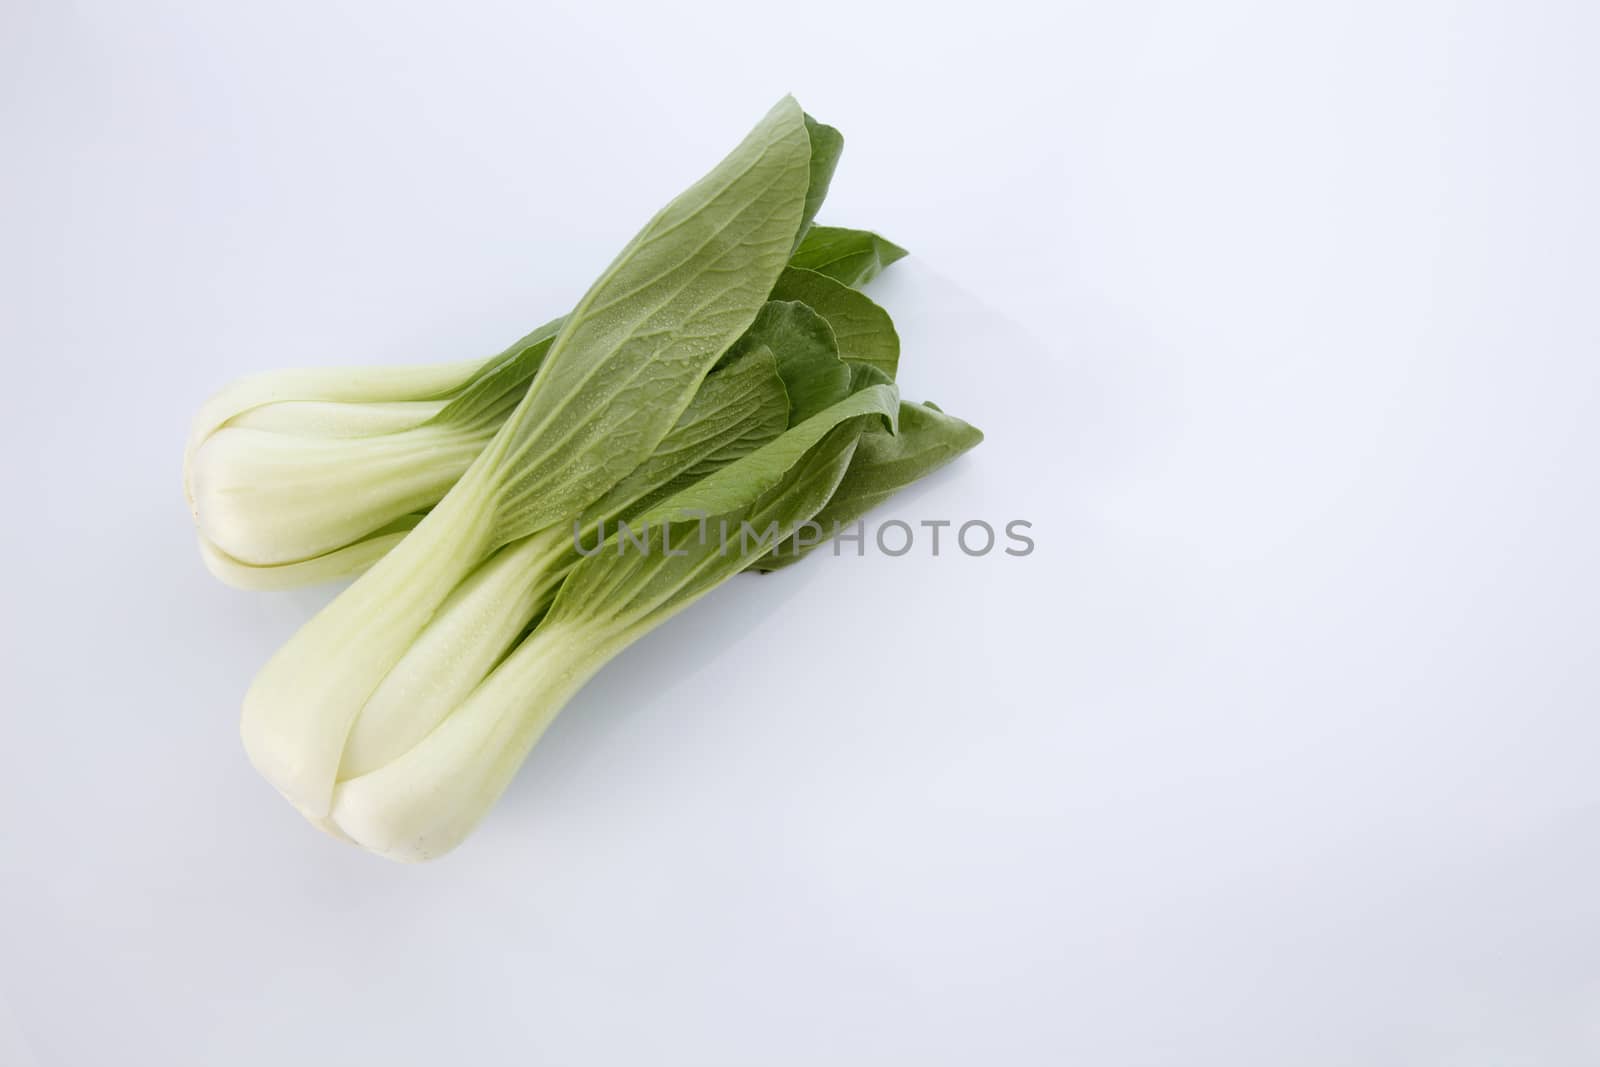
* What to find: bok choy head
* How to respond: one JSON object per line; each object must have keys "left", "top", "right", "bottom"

{"left": 241, "top": 97, "right": 824, "bottom": 820}
{"left": 183, "top": 242, "right": 900, "bottom": 589}
{"left": 184, "top": 321, "right": 559, "bottom": 588}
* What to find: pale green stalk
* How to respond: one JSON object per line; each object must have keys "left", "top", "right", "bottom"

{"left": 337, "top": 343, "right": 793, "bottom": 778}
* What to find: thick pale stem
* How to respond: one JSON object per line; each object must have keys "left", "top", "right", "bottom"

{"left": 191, "top": 422, "right": 489, "bottom": 566}
{"left": 328, "top": 618, "right": 620, "bottom": 862}
{"left": 240, "top": 461, "right": 501, "bottom": 819}
{"left": 337, "top": 527, "right": 570, "bottom": 780}
{"left": 183, "top": 359, "right": 491, "bottom": 508}
{"left": 197, "top": 523, "right": 418, "bottom": 591}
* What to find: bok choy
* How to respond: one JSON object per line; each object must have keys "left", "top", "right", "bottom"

{"left": 243, "top": 96, "right": 818, "bottom": 819}
{"left": 185, "top": 233, "right": 903, "bottom": 589}
{"left": 191, "top": 96, "right": 984, "bottom": 861}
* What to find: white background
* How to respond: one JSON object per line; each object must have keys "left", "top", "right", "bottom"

{"left": 4, "top": 1, "right": 1599, "bottom": 1063}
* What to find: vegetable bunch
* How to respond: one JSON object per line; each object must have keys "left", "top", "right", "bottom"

{"left": 188, "top": 97, "right": 982, "bottom": 861}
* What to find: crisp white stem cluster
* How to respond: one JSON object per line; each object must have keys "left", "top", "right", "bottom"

{"left": 327, "top": 616, "right": 618, "bottom": 860}
{"left": 241, "top": 457, "right": 505, "bottom": 818}
{"left": 183, "top": 359, "right": 492, "bottom": 589}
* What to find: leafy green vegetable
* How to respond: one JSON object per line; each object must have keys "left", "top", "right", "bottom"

{"left": 792, "top": 225, "right": 908, "bottom": 286}
{"left": 194, "top": 96, "right": 985, "bottom": 864}
{"left": 242, "top": 96, "right": 819, "bottom": 819}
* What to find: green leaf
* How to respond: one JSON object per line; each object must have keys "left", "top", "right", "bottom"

{"left": 579, "top": 346, "right": 791, "bottom": 525}
{"left": 769, "top": 266, "right": 900, "bottom": 379}
{"left": 724, "top": 300, "right": 851, "bottom": 424}
{"left": 636, "top": 382, "right": 897, "bottom": 529}
{"left": 425, "top": 317, "right": 564, "bottom": 432}
{"left": 549, "top": 381, "right": 900, "bottom": 638}
{"left": 791, "top": 226, "right": 908, "bottom": 286}
{"left": 438, "top": 113, "right": 843, "bottom": 444}
{"left": 486, "top": 96, "right": 816, "bottom": 545}
{"left": 752, "top": 400, "right": 984, "bottom": 571}
{"left": 798, "top": 116, "right": 844, "bottom": 246}
{"left": 848, "top": 361, "right": 894, "bottom": 391}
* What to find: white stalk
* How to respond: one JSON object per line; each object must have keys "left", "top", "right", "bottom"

{"left": 189, "top": 420, "right": 490, "bottom": 566}
{"left": 223, "top": 398, "right": 450, "bottom": 437}
{"left": 183, "top": 358, "right": 493, "bottom": 586}
{"left": 240, "top": 455, "right": 502, "bottom": 818}
{"left": 183, "top": 358, "right": 488, "bottom": 500}
{"left": 337, "top": 527, "right": 570, "bottom": 780}
{"left": 197, "top": 524, "right": 417, "bottom": 591}
{"left": 328, "top": 616, "right": 620, "bottom": 862}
